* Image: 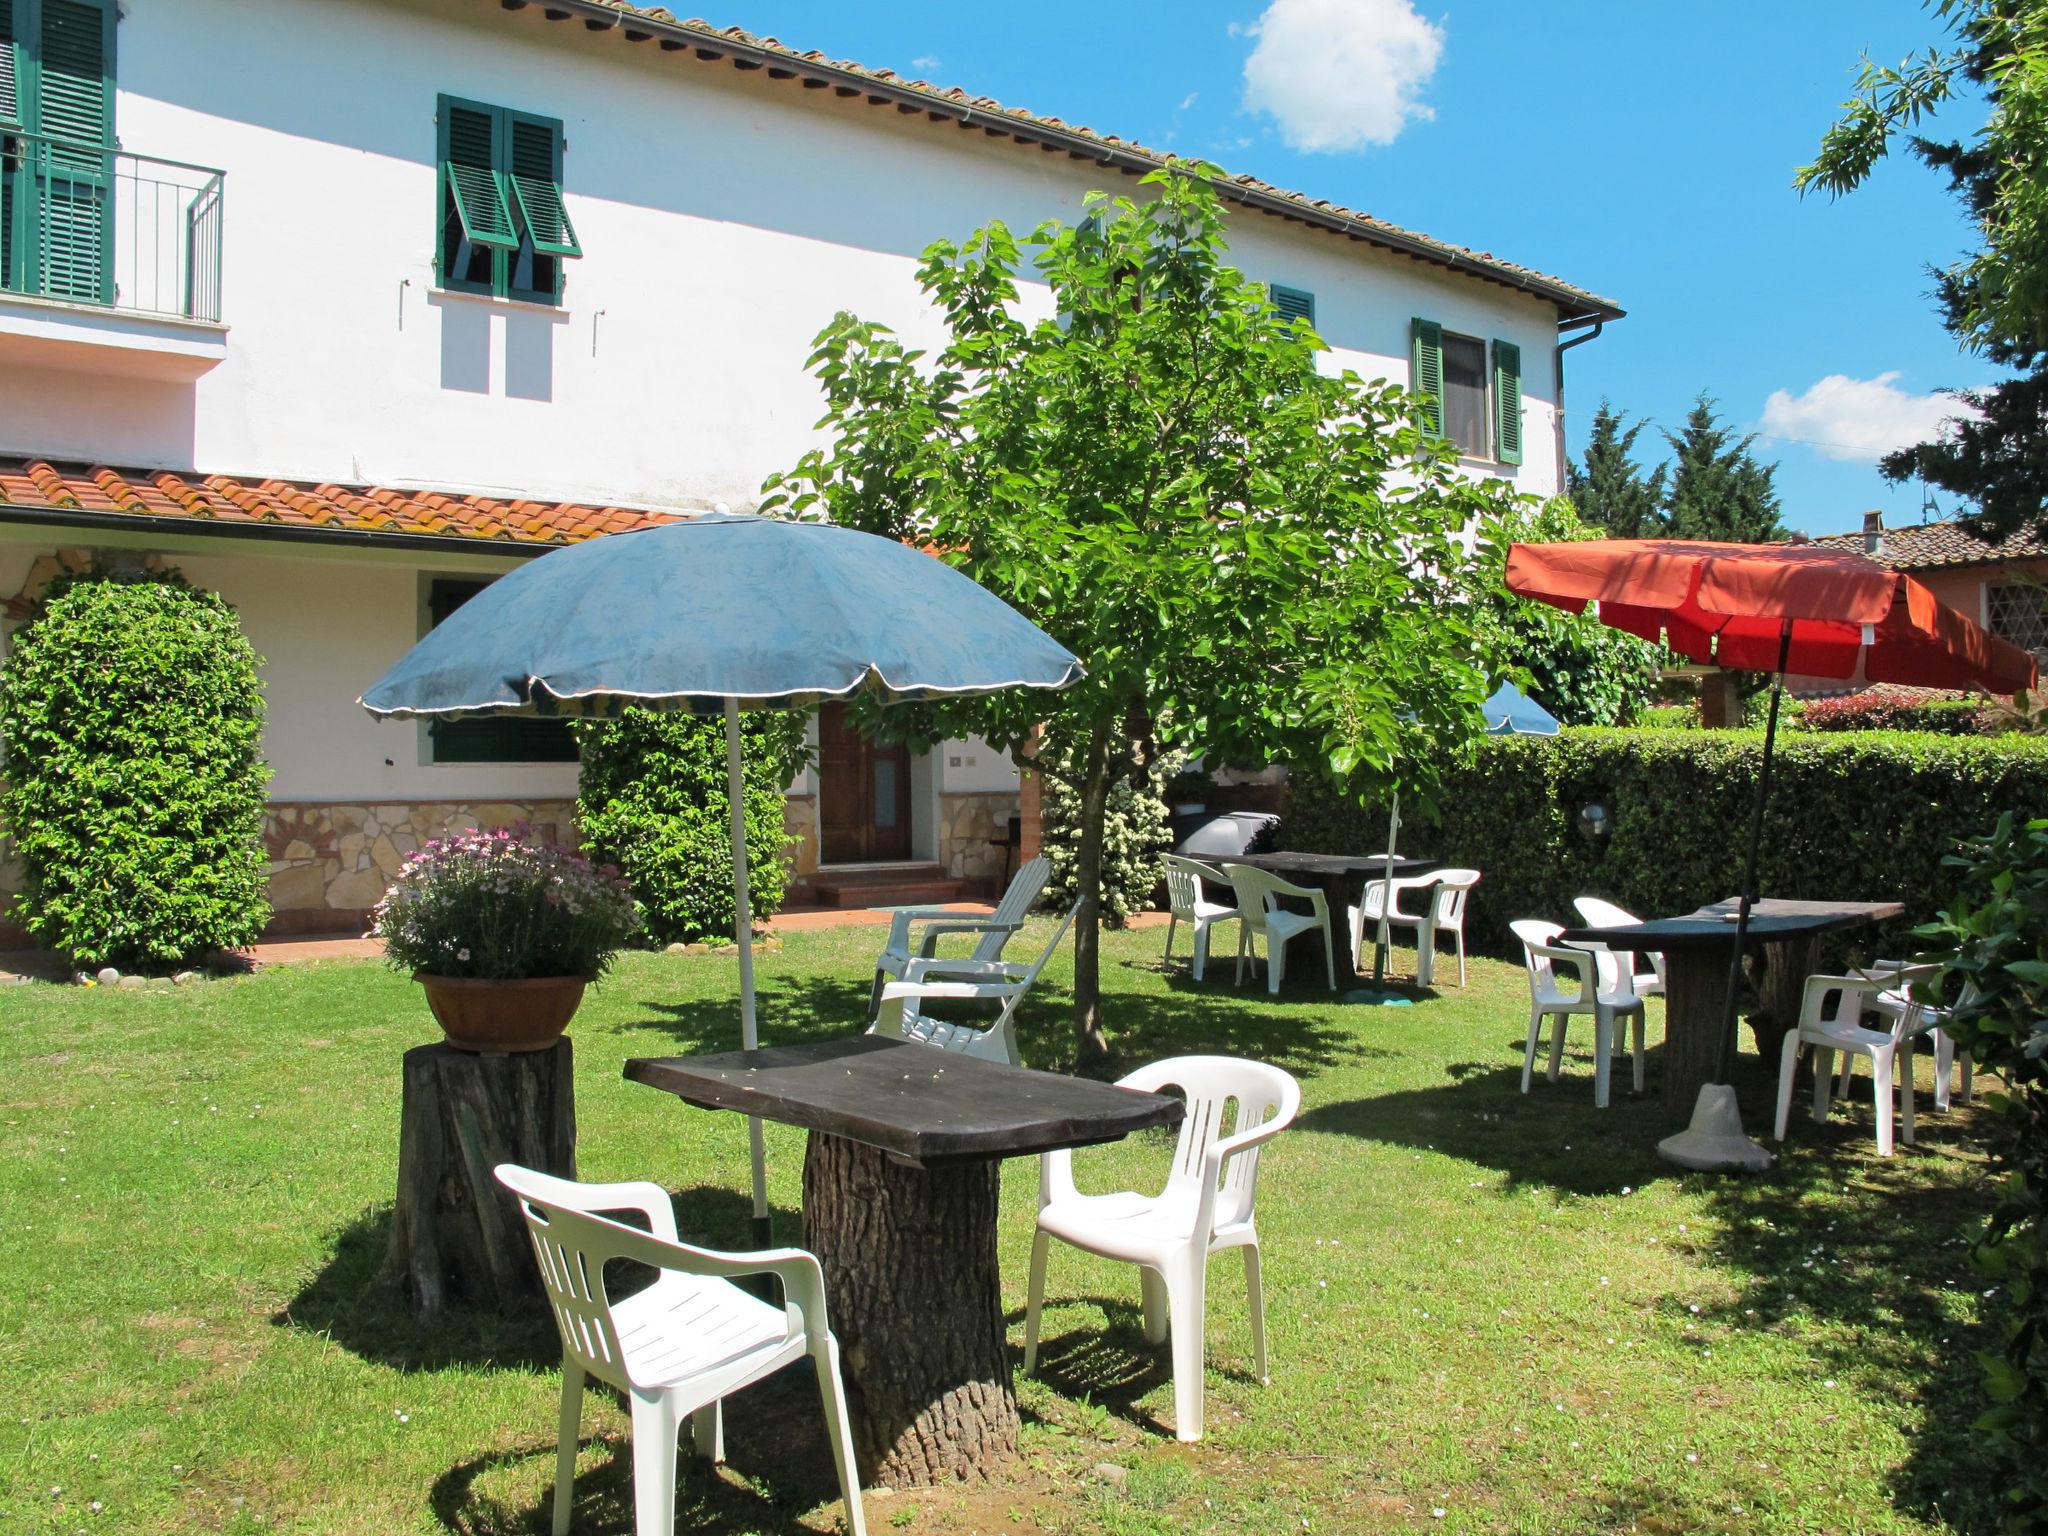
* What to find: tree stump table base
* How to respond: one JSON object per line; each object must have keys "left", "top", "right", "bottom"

{"left": 384, "top": 1037, "right": 576, "bottom": 1317}
{"left": 803, "top": 1131, "right": 1018, "bottom": 1486}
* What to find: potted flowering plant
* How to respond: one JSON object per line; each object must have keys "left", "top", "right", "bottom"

{"left": 372, "top": 827, "right": 638, "bottom": 1052}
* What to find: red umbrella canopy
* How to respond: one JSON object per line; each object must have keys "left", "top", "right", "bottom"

{"left": 1506, "top": 539, "right": 2038, "bottom": 694}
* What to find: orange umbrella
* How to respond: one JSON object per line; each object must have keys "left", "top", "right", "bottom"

{"left": 1505, "top": 537, "right": 2036, "bottom": 1163}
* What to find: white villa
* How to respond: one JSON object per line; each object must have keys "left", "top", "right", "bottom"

{"left": 0, "top": 0, "right": 1623, "bottom": 938}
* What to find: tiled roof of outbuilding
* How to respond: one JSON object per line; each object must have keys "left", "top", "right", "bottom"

{"left": 0, "top": 459, "right": 680, "bottom": 548}
{"left": 1809, "top": 517, "right": 2048, "bottom": 572}
{"left": 489, "top": 0, "right": 1623, "bottom": 320}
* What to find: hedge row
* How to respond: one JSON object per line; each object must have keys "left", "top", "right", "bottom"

{"left": 1281, "top": 727, "right": 2048, "bottom": 958}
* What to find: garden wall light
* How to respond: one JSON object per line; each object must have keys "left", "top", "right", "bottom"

{"left": 1577, "top": 802, "right": 1613, "bottom": 845}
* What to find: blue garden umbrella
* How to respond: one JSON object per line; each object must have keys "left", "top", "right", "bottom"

{"left": 1358, "top": 681, "right": 1561, "bottom": 997}
{"left": 361, "top": 514, "right": 1082, "bottom": 1241}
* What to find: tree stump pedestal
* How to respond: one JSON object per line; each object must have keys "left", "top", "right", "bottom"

{"left": 802, "top": 1131, "right": 1019, "bottom": 1486}
{"left": 384, "top": 1037, "right": 576, "bottom": 1316}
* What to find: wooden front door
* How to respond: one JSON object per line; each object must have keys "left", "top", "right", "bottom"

{"left": 817, "top": 704, "right": 912, "bottom": 863}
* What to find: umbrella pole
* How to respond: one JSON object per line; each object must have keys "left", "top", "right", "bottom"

{"left": 1715, "top": 624, "right": 1793, "bottom": 1084}
{"left": 726, "top": 698, "right": 772, "bottom": 1249}
{"left": 1375, "top": 791, "right": 1400, "bottom": 983}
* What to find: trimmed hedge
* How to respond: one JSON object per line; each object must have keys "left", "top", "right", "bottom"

{"left": 0, "top": 569, "right": 271, "bottom": 968}
{"left": 1282, "top": 727, "right": 2048, "bottom": 957}
{"left": 1798, "top": 687, "right": 2001, "bottom": 736}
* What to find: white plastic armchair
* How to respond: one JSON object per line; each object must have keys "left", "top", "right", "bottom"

{"left": 1022, "top": 1055, "right": 1301, "bottom": 1443}
{"left": 1512, "top": 918, "right": 1645, "bottom": 1109}
{"left": 1162, "top": 855, "right": 1239, "bottom": 983}
{"left": 1223, "top": 863, "right": 1336, "bottom": 994}
{"left": 494, "top": 1164, "right": 867, "bottom": 1536}
{"left": 868, "top": 905, "right": 1077, "bottom": 1065}
{"left": 1349, "top": 874, "right": 1434, "bottom": 973}
{"left": 1855, "top": 959, "right": 1977, "bottom": 1112}
{"left": 1772, "top": 972, "right": 1916, "bottom": 1156}
{"left": 1571, "top": 896, "right": 1667, "bottom": 999}
{"left": 867, "top": 855, "right": 1049, "bottom": 1020}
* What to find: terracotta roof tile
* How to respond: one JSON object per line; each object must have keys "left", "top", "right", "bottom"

{"left": 1809, "top": 518, "right": 2048, "bottom": 571}
{"left": 0, "top": 460, "right": 682, "bottom": 548}
{"left": 501, "top": 1, "right": 1621, "bottom": 318}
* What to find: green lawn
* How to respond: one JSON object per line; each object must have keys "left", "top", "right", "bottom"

{"left": 0, "top": 918, "right": 2007, "bottom": 1535}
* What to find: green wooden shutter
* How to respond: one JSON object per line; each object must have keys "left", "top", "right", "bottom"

{"left": 507, "top": 113, "right": 579, "bottom": 258}
{"left": 30, "top": 0, "right": 113, "bottom": 303}
{"left": 0, "top": 0, "right": 19, "bottom": 127}
{"left": 1410, "top": 318, "right": 1444, "bottom": 438}
{"left": 1492, "top": 340, "right": 1523, "bottom": 465}
{"left": 1269, "top": 283, "right": 1315, "bottom": 327}
{"left": 441, "top": 100, "right": 516, "bottom": 251}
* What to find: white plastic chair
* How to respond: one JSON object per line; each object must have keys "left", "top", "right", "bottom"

{"left": 867, "top": 855, "right": 1050, "bottom": 1020}
{"left": 1570, "top": 895, "right": 1667, "bottom": 1000}
{"left": 1022, "top": 1055, "right": 1301, "bottom": 1443}
{"left": 1773, "top": 972, "right": 1915, "bottom": 1156}
{"left": 493, "top": 1164, "right": 868, "bottom": 1536}
{"left": 1349, "top": 874, "right": 1433, "bottom": 974}
{"left": 1162, "top": 855, "right": 1239, "bottom": 983}
{"left": 1856, "top": 960, "right": 1977, "bottom": 1112}
{"left": 868, "top": 906, "right": 1077, "bottom": 1065}
{"left": 1512, "top": 919, "right": 1645, "bottom": 1109}
{"left": 1223, "top": 863, "right": 1336, "bottom": 995}
{"left": 1358, "top": 869, "right": 1480, "bottom": 986}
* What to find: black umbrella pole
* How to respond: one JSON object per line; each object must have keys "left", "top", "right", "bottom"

{"left": 1715, "top": 626, "right": 1792, "bottom": 1084}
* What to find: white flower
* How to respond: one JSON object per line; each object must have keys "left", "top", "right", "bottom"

{"left": 457, "top": 949, "right": 470, "bottom": 962}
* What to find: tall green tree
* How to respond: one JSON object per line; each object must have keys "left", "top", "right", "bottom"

{"left": 1800, "top": 0, "right": 2048, "bottom": 543}
{"left": 1566, "top": 400, "right": 1667, "bottom": 537}
{"left": 1661, "top": 396, "right": 1788, "bottom": 542}
{"left": 765, "top": 165, "right": 1515, "bottom": 1058}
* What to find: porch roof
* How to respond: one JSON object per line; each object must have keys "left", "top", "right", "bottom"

{"left": 0, "top": 459, "right": 681, "bottom": 553}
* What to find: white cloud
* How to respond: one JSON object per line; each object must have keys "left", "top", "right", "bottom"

{"left": 1180, "top": 91, "right": 1200, "bottom": 111}
{"left": 1240, "top": 0, "right": 1444, "bottom": 153}
{"left": 1758, "top": 372, "right": 1978, "bottom": 462}
{"left": 910, "top": 55, "right": 941, "bottom": 73}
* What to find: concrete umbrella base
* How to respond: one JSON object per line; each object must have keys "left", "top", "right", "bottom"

{"left": 1657, "top": 1083, "right": 1773, "bottom": 1173}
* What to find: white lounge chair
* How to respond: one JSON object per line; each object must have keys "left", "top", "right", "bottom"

{"left": 869, "top": 905, "right": 1077, "bottom": 1065}
{"left": 1162, "top": 854, "right": 1239, "bottom": 983}
{"left": 494, "top": 1163, "right": 867, "bottom": 1536}
{"left": 867, "top": 855, "right": 1049, "bottom": 1020}
{"left": 1023, "top": 1055, "right": 1300, "bottom": 1443}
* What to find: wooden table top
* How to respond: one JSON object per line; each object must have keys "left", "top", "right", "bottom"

{"left": 1229, "top": 851, "right": 1437, "bottom": 879}
{"left": 625, "top": 1037, "right": 1184, "bottom": 1167}
{"left": 1558, "top": 897, "right": 1904, "bottom": 954}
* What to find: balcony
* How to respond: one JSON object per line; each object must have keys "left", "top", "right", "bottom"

{"left": 0, "top": 133, "right": 228, "bottom": 379}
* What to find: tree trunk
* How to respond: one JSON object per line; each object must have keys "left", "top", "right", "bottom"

{"left": 1068, "top": 730, "right": 1114, "bottom": 1061}
{"left": 802, "top": 1132, "right": 1018, "bottom": 1486}
{"left": 384, "top": 1038, "right": 576, "bottom": 1317}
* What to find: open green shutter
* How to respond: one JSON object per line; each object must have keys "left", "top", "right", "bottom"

{"left": 442, "top": 101, "right": 516, "bottom": 250}
{"left": 1269, "top": 283, "right": 1315, "bottom": 327}
{"left": 507, "top": 113, "right": 579, "bottom": 258}
{"left": 1493, "top": 340, "right": 1523, "bottom": 465}
{"left": 1410, "top": 318, "right": 1444, "bottom": 438}
{"left": 32, "top": 0, "right": 113, "bottom": 304}
{"left": 0, "top": 0, "right": 19, "bottom": 127}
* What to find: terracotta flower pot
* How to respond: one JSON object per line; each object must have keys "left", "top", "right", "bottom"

{"left": 416, "top": 973, "right": 593, "bottom": 1054}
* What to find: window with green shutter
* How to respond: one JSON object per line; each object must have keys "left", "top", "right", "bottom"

{"left": 1269, "top": 283, "right": 1315, "bottom": 328}
{"left": 424, "top": 579, "right": 580, "bottom": 764}
{"left": 1410, "top": 318, "right": 1444, "bottom": 439}
{"left": 1, "top": 0, "right": 115, "bottom": 305}
{"left": 435, "top": 95, "right": 579, "bottom": 305}
{"left": 1492, "top": 339, "right": 1523, "bottom": 465}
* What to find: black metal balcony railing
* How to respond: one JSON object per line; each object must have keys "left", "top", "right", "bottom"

{"left": 0, "top": 132, "right": 225, "bottom": 323}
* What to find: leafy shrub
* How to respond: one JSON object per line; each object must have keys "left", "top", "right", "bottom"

{"left": 1282, "top": 726, "right": 2048, "bottom": 957}
{"left": 373, "top": 827, "right": 636, "bottom": 979}
{"left": 0, "top": 569, "right": 270, "bottom": 968}
{"left": 1920, "top": 813, "right": 2048, "bottom": 1529}
{"left": 1638, "top": 705, "right": 1698, "bottom": 729}
{"left": 1041, "top": 742, "right": 1172, "bottom": 927}
{"left": 1799, "top": 685, "right": 2001, "bottom": 736}
{"left": 575, "top": 709, "right": 809, "bottom": 945}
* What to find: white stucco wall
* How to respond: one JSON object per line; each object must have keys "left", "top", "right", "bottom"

{"left": 0, "top": 0, "right": 1571, "bottom": 507}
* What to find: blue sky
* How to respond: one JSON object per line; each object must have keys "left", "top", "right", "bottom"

{"left": 721, "top": 0, "right": 1990, "bottom": 538}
